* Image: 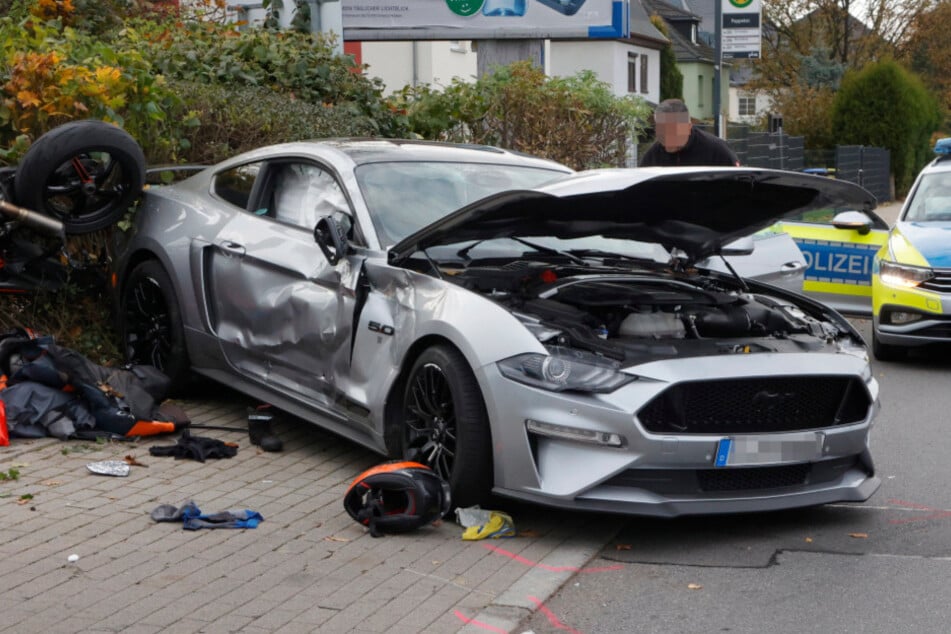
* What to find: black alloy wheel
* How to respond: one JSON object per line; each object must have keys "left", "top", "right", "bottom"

{"left": 402, "top": 345, "right": 493, "bottom": 508}
{"left": 120, "top": 260, "right": 190, "bottom": 394}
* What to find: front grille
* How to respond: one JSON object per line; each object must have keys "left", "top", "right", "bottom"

{"left": 913, "top": 322, "right": 951, "bottom": 338}
{"left": 697, "top": 464, "right": 809, "bottom": 491}
{"left": 600, "top": 457, "right": 860, "bottom": 495}
{"left": 637, "top": 376, "right": 870, "bottom": 434}
{"left": 920, "top": 268, "right": 951, "bottom": 293}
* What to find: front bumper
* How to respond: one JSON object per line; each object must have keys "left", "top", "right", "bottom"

{"left": 873, "top": 270, "right": 951, "bottom": 347}
{"left": 478, "top": 352, "right": 879, "bottom": 517}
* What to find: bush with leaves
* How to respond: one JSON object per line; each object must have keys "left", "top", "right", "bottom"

{"left": 173, "top": 81, "right": 382, "bottom": 165}
{"left": 131, "top": 17, "right": 407, "bottom": 138}
{"left": 398, "top": 62, "right": 650, "bottom": 170}
{"left": 0, "top": 3, "right": 188, "bottom": 164}
{"left": 831, "top": 60, "right": 942, "bottom": 195}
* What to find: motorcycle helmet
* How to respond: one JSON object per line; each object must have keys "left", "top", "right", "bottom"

{"left": 343, "top": 461, "right": 451, "bottom": 537}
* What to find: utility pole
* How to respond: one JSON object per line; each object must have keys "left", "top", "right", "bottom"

{"left": 713, "top": 0, "right": 722, "bottom": 138}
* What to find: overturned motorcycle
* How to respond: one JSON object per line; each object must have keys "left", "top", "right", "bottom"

{"left": 0, "top": 119, "right": 146, "bottom": 294}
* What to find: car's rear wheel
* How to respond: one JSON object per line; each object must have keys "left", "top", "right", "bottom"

{"left": 872, "top": 328, "right": 906, "bottom": 362}
{"left": 401, "top": 345, "right": 493, "bottom": 508}
{"left": 120, "top": 260, "right": 191, "bottom": 394}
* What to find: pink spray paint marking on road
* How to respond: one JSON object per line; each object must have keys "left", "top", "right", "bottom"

{"left": 887, "top": 498, "right": 951, "bottom": 525}
{"left": 529, "top": 596, "right": 585, "bottom": 634}
{"left": 453, "top": 610, "right": 509, "bottom": 633}
{"left": 481, "top": 543, "right": 623, "bottom": 573}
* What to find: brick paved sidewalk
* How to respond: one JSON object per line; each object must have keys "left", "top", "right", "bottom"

{"left": 0, "top": 385, "right": 623, "bottom": 633}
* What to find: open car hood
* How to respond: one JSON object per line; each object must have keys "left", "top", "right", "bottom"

{"left": 388, "top": 167, "right": 877, "bottom": 265}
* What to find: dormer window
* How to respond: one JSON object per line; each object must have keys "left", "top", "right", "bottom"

{"left": 691, "top": 23, "right": 698, "bottom": 43}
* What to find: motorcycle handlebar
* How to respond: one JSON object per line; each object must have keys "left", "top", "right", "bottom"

{"left": 0, "top": 199, "right": 65, "bottom": 237}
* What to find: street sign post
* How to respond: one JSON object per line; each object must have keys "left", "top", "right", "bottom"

{"left": 721, "top": 0, "right": 762, "bottom": 59}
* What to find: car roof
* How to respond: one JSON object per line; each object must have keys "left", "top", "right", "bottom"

{"left": 289, "top": 138, "right": 573, "bottom": 170}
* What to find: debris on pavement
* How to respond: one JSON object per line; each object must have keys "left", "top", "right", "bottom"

{"left": 151, "top": 501, "right": 263, "bottom": 530}
{"left": 456, "top": 506, "right": 516, "bottom": 540}
{"left": 86, "top": 460, "right": 131, "bottom": 477}
{"left": 148, "top": 429, "right": 238, "bottom": 462}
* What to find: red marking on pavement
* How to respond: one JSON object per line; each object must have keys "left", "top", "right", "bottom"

{"left": 529, "top": 596, "right": 584, "bottom": 634}
{"left": 453, "top": 609, "right": 509, "bottom": 633}
{"left": 887, "top": 498, "right": 951, "bottom": 525}
{"left": 481, "top": 543, "right": 623, "bottom": 573}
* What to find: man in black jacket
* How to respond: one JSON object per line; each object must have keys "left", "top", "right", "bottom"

{"left": 640, "top": 99, "right": 740, "bottom": 167}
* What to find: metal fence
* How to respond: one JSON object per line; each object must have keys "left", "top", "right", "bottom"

{"left": 639, "top": 124, "right": 892, "bottom": 202}
{"left": 834, "top": 145, "right": 891, "bottom": 203}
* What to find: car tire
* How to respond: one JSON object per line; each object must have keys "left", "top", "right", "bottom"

{"left": 14, "top": 119, "right": 146, "bottom": 234}
{"left": 401, "top": 344, "right": 493, "bottom": 508}
{"left": 119, "top": 260, "right": 191, "bottom": 395}
{"left": 872, "top": 329, "right": 905, "bottom": 362}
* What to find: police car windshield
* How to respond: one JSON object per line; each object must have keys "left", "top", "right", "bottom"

{"left": 906, "top": 172, "right": 951, "bottom": 222}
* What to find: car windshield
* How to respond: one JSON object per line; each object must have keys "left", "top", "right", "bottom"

{"left": 905, "top": 171, "right": 951, "bottom": 221}
{"left": 355, "top": 161, "right": 569, "bottom": 247}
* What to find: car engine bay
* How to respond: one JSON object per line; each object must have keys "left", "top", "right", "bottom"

{"left": 446, "top": 260, "right": 857, "bottom": 362}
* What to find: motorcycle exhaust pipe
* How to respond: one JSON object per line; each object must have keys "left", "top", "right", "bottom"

{"left": 0, "top": 199, "right": 65, "bottom": 237}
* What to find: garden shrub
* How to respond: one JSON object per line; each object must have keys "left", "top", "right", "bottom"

{"left": 131, "top": 17, "right": 407, "bottom": 138}
{"left": 172, "top": 81, "right": 381, "bottom": 164}
{"left": 0, "top": 5, "right": 187, "bottom": 164}
{"left": 397, "top": 61, "right": 650, "bottom": 170}
{"left": 831, "top": 60, "right": 942, "bottom": 195}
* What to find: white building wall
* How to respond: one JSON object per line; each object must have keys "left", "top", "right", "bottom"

{"left": 361, "top": 41, "right": 477, "bottom": 94}
{"left": 548, "top": 40, "right": 660, "bottom": 103}
{"left": 729, "top": 87, "right": 773, "bottom": 124}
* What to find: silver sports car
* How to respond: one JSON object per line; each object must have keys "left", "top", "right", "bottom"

{"left": 116, "top": 139, "right": 881, "bottom": 515}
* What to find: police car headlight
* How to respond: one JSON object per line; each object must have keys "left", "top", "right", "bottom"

{"left": 879, "top": 260, "right": 933, "bottom": 288}
{"left": 498, "top": 347, "right": 636, "bottom": 393}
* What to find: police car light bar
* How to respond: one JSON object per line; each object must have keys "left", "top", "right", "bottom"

{"left": 935, "top": 138, "right": 951, "bottom": 156}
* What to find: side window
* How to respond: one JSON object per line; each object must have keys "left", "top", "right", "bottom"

{"left": 212, "top": 162, "right": 261, "bottom": 209}
{"left": 268, "top": 163, "right": 350, "bottom": 229}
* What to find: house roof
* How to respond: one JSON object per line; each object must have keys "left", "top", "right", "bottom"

{"left": 629, "top": 0, "right": 669, "bottom": 48}
{"left": 642, "top": 0, "right": 716, "bottom": 64}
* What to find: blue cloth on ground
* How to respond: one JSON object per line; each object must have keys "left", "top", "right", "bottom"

{"left": 150, "top": 501, "right": 263, "bottom": 530}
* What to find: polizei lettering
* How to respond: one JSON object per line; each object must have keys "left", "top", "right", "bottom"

{"left": 801, "top": 250, "right": 870, "bottom": 276}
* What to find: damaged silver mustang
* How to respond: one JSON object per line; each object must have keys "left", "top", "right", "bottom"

{"left": 116, "top": 139, "right": 881, "bottom": 516}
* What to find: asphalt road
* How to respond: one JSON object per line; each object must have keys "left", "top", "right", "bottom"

{"left": 518, "top": 317, "right": 951, "bottom": 634}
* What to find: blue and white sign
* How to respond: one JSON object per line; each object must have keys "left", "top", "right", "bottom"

{"left": 342, "top": 0, "right": 628, "bottom": 40}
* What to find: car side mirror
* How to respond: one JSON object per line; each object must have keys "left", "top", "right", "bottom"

{"left": 720, "top": 235, "right": 755, "bottom": 256}
{"left": 314, "top": 216, "right": 349, "bottom": 265}
{"left": 832, "top": 210, "right": 873, "bottom": 235}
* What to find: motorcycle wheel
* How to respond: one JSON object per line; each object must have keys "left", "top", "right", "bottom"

{"left": 14, "top": 120, "right": 146, "bottom": 234}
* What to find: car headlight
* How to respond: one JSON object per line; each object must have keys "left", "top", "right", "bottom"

{"left": 497, "top": 347, "right": 636, "bottom": 393}
{"left": 879, "top": 260, "right": 933, "bottom": 288}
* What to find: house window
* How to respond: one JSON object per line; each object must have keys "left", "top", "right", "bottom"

{"left": 691, "top": 24, "right": 698, "bottom": 44}
{"left": 739, "top": 94, "right": 756, "bottom": 116}
{"left": 628, "top": 52, "right": 638, "bottom": 93}
{"left": 698, "top": 75, "right": 704, "bottom": 108}
{"left": 640, "top": 55, "right": 648, "bottom": 93}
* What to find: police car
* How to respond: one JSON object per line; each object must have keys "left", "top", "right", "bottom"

{"left": 770, "top": 140, "right": 951, "bottom": 360}
{"left": 870, "top": 138, "right": 951, "bottom": 360}
{"left": 771, "top": 196, "right": 889, "bottom": 317}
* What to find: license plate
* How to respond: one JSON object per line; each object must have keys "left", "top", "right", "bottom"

{"left": 714, "top": 432, "right": 824, "bottom": 468}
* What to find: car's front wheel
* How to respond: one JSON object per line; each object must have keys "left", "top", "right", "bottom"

{"left": 872, "top": 328, "right": 906, "bottom": 362}
{"left": 401, "top": 345, "right": 493, "bottom": 508}
{"left": 120, "top": 260, "right": 191, "bottom": 394}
